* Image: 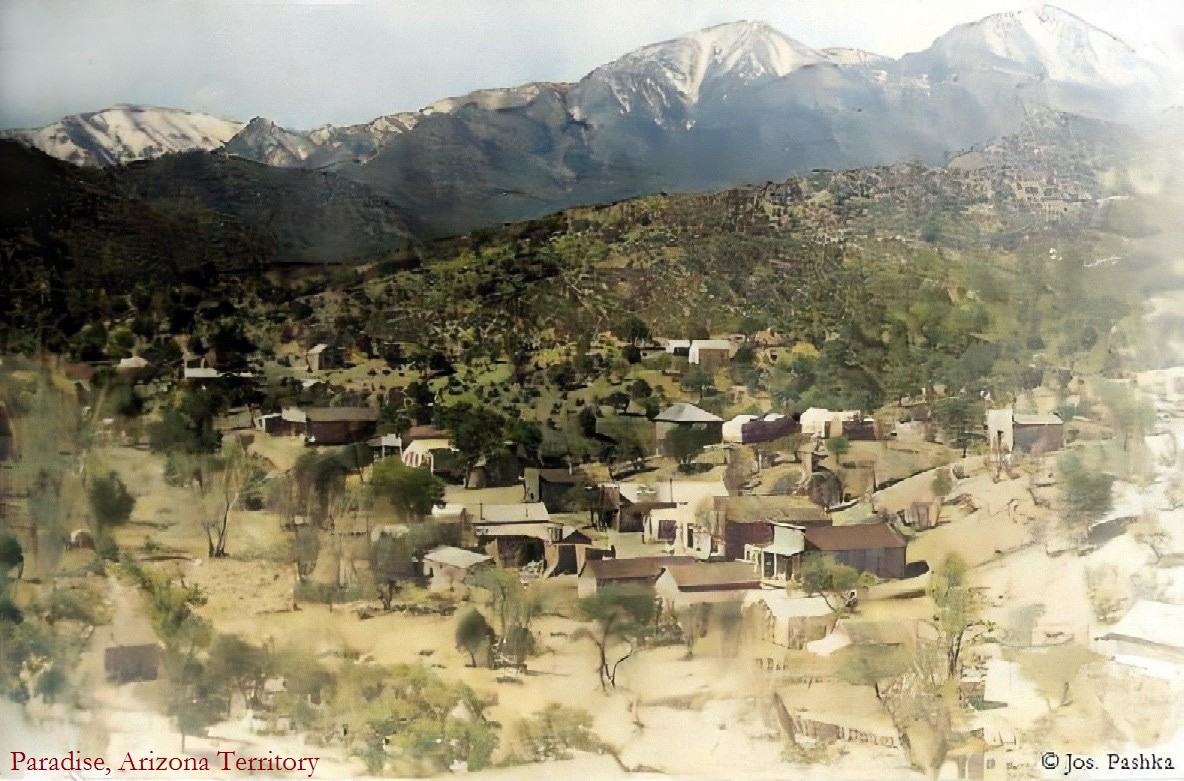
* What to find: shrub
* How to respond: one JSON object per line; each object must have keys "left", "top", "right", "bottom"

{"left": 97, "top": 537, "right": 120, "bottom": 562}
{"left": 506, "top": 704, "right": 604, "bottom": 763}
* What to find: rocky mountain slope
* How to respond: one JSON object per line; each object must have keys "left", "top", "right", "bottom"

{"left": 0, "top": 104, "right": 243, "bottom": 166}
{"left": 5, "top": 8, "right": 1176, "bottom": 238}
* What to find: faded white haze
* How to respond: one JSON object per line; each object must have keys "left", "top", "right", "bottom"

{"left": 1, "top": 0, "right": 1182, "bottom": 130}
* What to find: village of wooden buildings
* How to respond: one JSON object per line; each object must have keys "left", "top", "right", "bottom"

{"left": 3, "top": 315, "right": 1181, "bottom": 781}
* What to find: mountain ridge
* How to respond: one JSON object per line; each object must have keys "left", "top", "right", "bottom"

{"left": 4, "top": 10, "right": 1176, "bottom": 239}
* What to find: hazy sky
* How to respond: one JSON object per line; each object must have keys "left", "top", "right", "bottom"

{"left": 1, "top": 0, "right": 1182, "bottom": 130}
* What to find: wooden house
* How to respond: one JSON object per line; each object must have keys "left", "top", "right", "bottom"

{"left": 1012, "top": 413, "right": 1065, "bottom": 454}
{"left": 617, "top": 498, "right": 679, "bottom": 534}
{"left": 470, "top": 502, "right": 560, "bottom": 568}
{"left": 577, "top": 555, "right": 694, "bottom": 598}
{"left": 716, "top": 495, "right": 831, "bottom": 562}
{"left": 986, "top": 407, "right": 1064, "bottom": 456}
{"left": 547, "top": 529, "right": 612, "bottom": 577}
{"left": 304, "top": 407, "right": 379, "bottom": 446}
{"left": 654, "top": 561, "right": 760, "bottom": 610}
{"left": 688, "top": 339, "right": 734, "bottom": 371}
{"left": 803, "top": 522, "right": 907, "bottom": 579}
{"left": 524, "top": 467, "right": 590, "bottom": 512}
{"left": 743, "top": 591, "right": 836, "bottom": 649}
{"left": 654, "top": 403, "right": 723, "bottom": 456}
{"left": 256, "top": 407, "right": 307, "bottom": 437}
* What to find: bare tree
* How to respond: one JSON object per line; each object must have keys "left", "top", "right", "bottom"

{"left": 181, "top": 439, "right": 268, "bottom": 558}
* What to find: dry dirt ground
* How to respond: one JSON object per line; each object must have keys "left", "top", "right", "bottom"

{"left": 18, "top": 376, "right": 1184, "bottom": 779}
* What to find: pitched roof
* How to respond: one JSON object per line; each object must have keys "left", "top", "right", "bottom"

{"left": 423, "top": 546, "right": 492, "bottom": 570}
{"left": 476, "top": 502, "right": 552, "bottom": 524}
{"left": 719, "top": 495, "right": 830, "bottom": 525}
{"left": 661, "top": 561, "right": 760, "bottom": 590}
{"left": 580, "top": 556, "right": 696, "bottom": 581}
{"left": 304, "top": 407, "right": 379, "bottom": 422}
{"left": 655, "top": 403, "right": 723, "bottom": 424}
{"left": 743, "top": 591, "right": 834, "bottom": 620}
{"left": 804, "top": 522, "right": 906, "bottom": 551}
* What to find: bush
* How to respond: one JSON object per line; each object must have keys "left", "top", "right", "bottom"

{"left": 506, "top": 704, "right": 604, "bottom": 763}
{"left": 97, "top": 537, "right": 120, "bottom": 562}
{"left": 89, "top": 471, "right": 135, "bottom": 531}
{"left": 49, "top": 589, "right": 111, "bottom": 625}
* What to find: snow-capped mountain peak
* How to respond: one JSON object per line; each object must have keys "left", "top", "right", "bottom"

{"left": 924, "top": 4, "right": 1160, "bottom": 87}
{"left": 582, "top": 20, "right": 824, "bottom": 115}
{"left": 0, "top": 105, "right": 242, "bottom": 166}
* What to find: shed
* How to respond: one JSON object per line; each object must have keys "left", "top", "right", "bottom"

{"left": 471, "top": 503, "right": 559, "bottom": 567}
{"left": 688, "top": 339, "right": 734, "bottom": 370}
{"left": 545, "top": 529, "right": 610, "bottom": 577}
{"left": 1012, "top": 413, "right": 1065, "bottom": 454}
{"left": 577, "top": 555, "right": 694, "bottom": 598}
{"left": 524, "top": 467, "right": 590, "bottom": 512}
{"left": 803, "top": 522, "right": 907, "bottom": 579}
{"left": 743, "top": 592, "right": 836, "bottom": 649}
{"left": 304, "top": 407, "right": 379, "bottom": 446}
{"left": 422, "top": 546, "right": 493, "bottom": 591}
{"left": 654, "top": 561, "right": 760, "bottom": 609}
{"left": 987, "top": 407, "right": 1064, "bottom": 456}
{"left": 654, "top": 403, "right": 723, "bottom": 456}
